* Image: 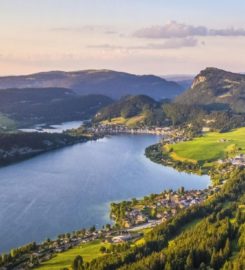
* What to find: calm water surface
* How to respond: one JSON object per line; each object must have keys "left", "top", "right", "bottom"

{"left": 19, "top": 120, "right": 84, "bottom": 133}
{"left": 0, "top": 135, "right": 210, "bottom": 252}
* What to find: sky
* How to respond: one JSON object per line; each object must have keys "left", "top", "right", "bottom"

{"left": 0, "top": 0, "right": 245, "bottom": 76}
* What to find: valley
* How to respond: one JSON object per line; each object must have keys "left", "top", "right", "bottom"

{"left": 0, "top": 67, "right": 244, "bottom": 270}
{"left": 1, "top": 2, "right": 245, "bottom": 269}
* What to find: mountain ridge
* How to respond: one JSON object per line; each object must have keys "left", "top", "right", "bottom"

{"left": 175, "top": 67, "right": 245, "bottom": 113}
{"left": 0, "top": 69, "right": 183, "bottom": 100}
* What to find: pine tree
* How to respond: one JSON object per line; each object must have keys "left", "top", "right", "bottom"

{"left": 72, "top": 255, "right": 84, "bottom": 270}
{"left": 223, "top": 238, "right": 231, "bottom": 258}
{"left": 165, "top": 261, "right": 172, "bottom": 270}
{"left": 185, "top": 250, "right": 194, "bottom": 269}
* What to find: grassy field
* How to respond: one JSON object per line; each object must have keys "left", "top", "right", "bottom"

{"left": 101, "top": 115, "right": 145, "bottom": 127}
{"left": 35, "top": 240, "right": 110, "bottom": 270}
{"left": 168, "top": 127, "right": 245, "bottom": 163}
{"left": 0, "top": 114, "right": 16, "bottom": 131}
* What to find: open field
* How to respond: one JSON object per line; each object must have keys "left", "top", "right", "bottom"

{"left": 36, "top": 240, "right": 110, "bottom": 270}
{"left": 168, "top": 127, "right": 245, "bottom": 163}
{"left": 101, "top": 115, "right": 145, "bottom": 127}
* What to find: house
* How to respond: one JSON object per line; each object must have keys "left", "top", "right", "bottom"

{"left": 112, "top": 234, "right": 132, "bottom": 243}
{"left": 230, "top": 154, "right": 245, "bottom": 167}
{"left": 135, "top": 214, "right": 147, "bottom": 224}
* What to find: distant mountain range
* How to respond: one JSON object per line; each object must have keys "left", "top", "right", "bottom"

{"left": 161, "top": 74, "right": 194, "bottom": 90}
{"left": 0, "top": 88, "right": 112, "bottom": 127}
{"left": 176, "top": 67, "right": 245, "bottom": 113}
{"left": 0, "top": 70, "right": 183, "bottom": 100}
{"left": 1, "top": 67, "right": 244, "bottom": 129}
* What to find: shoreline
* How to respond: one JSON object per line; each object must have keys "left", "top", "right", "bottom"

{"left": 0, "top": 132, "right": 218, "bottom": 269}
{"left": 0, "top": 132, "right": 103, "bottom": 168}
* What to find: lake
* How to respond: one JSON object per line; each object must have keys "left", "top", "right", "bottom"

{"left": 19, "top": 120, "right": 85, "bottom": 133}
{"left": 0, "top": 135, "right": 210, "bottom": 252}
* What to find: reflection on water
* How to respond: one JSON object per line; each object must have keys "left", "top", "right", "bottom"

{"left": 19, "top": 120, "right": 84, "bottom": 133}
{"left": 0, "top": 135, "right": 210, "bottom": 252}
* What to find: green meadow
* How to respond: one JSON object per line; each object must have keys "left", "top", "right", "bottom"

{"left": 0, "top": 114, "right": 16, "bottom": 131}
{"left": 35, "top": 240, "right": 110, "bottom": 270}
{"left": 101, "top": 115, "right": 145, "bottom": 127}
{"left": 168, "top": 127, "right": 245, "bottom": 164}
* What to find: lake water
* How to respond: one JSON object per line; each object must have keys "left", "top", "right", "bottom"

{"left": 0, "top": 135, "right": 210, "bottom": 252}
{"left": 19, "top": 120, "right": 85, "bottom": 133}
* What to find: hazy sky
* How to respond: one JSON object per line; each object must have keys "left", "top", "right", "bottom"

{"left": 1, "top": 0, "right": 245, "bottom": 75}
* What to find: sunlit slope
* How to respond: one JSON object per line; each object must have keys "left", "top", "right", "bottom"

{"left": 36, "top": 240, "right": 110, "bottom": 270}
{"left": 167, "top": 127, "right": 245, "bottom": 163}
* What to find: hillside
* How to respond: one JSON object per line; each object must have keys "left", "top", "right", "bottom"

{"left": 0, "top": 88, "right": 112, "bottom": 127}
{"left": 0, "top": 132, "right": 89, "bottom": 166}
{"left": 93, "top": 95, "right": 166, "bottom": 126}
{"left": 95, "top": 95, "right": 158, "bottom": 120}
{"left": 0, "top": 70, "right": 183, "bottom": 100}
{"left": 175, "top": 67, "right": 245, "bottom": 113}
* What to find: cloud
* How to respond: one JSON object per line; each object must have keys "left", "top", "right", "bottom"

{"left": 133, "top": 21, "right": 245, "bottom": 39}
{"left": 87, "top": 37, "right": 198, "bottom": 51}
{"left": 209, "top": 28, "right": 245, "bottom": 36}
{"left": 147, "top": 37, "right": 198, "bottom": 49}
{"left": 104, "top": 30, "right": 117, "bottom": 35}
{"left": 51, "top": 25, "right": 115, "bottom": 34}
{"left": 87, "top": 44, "right": 123, "bottom": 49}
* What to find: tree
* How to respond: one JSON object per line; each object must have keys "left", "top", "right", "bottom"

{"left": 150, "top": 208, "right": 157, "bottom": 219}
{"left": 100, "top": 246, "right": 107, "bottom": 254}
{"left": 1, "top": 254, "right": 8, "bottom": 264}
{"left": 185, "top": 250, "right": 194, "bottom": 269}
{"left": 178, "top": 186, "right": 185, "bottom": 194}
{"left": 223, "top": 238, "right": 231, "bottom": 258}
{"left": 89, "top": 225, "right": 96, "bottom": 233}
{"left": 10, "top": 248, "right": 17, "bottom": 258}
{"left": 165, "top": 261, "right": 172, "bottom": 270}
{"left": 132, "top": 198, "right": 138, "bottom": 205}
{"left": 72, "top": 255, "right": 84, "bottom": 270}
{"left": 105, "top": 224, "right": 111, "bottom": 231}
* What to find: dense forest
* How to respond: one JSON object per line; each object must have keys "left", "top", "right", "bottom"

{"left": 94, "top": 94, "right": 245, "bottom": 133}
{"left": 0, "top": 131, "right": 90, "bottom": 166}
{"left": 71, "top": 167, "right": 245, "bottom": 270}
{"left": 0, "top": 88, "right": 113, "bottom": 127}
{"left": 0, "top": 67, "right": 244, "bottom": 269}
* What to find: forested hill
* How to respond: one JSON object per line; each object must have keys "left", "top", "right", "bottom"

{"left": 0, "top": 88, "right": 113, "bottom": 127}
{"left": 94, "top": 95, "right": 159, "bottom": 121}
{"left": 175, "top": 67, "right": 245, "bottom": 113}
{"left": 0, "top": 70, "right": 183, "bottom": 100}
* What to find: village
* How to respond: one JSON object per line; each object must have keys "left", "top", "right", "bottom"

{"left": 2, "top": 182, "right": 223, "bottom": 270}
{"left": 87, "top": 123, "right": 190, "bottom": 144}
{"left": 88, "top": 123, "right": 172, "bottom": 135}
{"left": 228, "top": 154, "right": 245, "bottom": 167}
{"left": 218, "top": 153, "right": 245, "bottom": 167}
{"left": 110, "top": 187, "right": 216, "bottom": 229}
{"left": 0, "top": 226, "right": 142, "bottom": 270}
{"left": 1, "top": 124, "right": 243, "bottom": 270}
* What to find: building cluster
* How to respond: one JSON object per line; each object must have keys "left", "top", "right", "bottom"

{"left": 161, "top": 128, "right": 189, "bottom": 144}
{"left": 2, "top": 227, "right": 144, "bottom": 270}
{"left": 89, "top": 124, "right": 172, "bottom": 135}
{"left": 218, "top": 154, "right": 245, "bottom": 167}
{"left": 1, "top": 230, "right": 103, "bottom": 270}
{"left": 229, "top": 154, "right": 245, "bottom": 167}
{"left": 111, "top": 233, "right": 141, "bottom": 243}
{"left": 115, "top": 189, "right": 210, "bottom": 229}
